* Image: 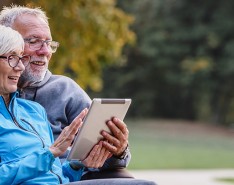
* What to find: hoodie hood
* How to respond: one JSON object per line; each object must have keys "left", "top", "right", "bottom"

{"left": 28, "top": 70, "right": 52, "bottom": 88}
{"left": 18, "top": 70, "right": 52, "bottom": 100}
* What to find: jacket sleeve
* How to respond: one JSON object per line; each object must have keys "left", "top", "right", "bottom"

{"left": 62, "top": 161, "right": 84, "bottom": 182}
{"left": 0, "top": 148, "right": 55, "bottom": 185}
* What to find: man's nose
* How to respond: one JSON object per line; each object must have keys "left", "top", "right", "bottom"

{"left": 36, "top": 43, "right": 51, "bottom": 55}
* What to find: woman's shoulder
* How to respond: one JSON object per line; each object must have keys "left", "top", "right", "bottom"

{"left": 16, "top": 97, "right": 46, "bottom": 113}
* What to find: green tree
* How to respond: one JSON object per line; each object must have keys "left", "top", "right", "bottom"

{"left": 1, "top": 0, "right": 135, "bottom": 91}
{"left": 99, "top": 0, "right": 234, "bottom": 125}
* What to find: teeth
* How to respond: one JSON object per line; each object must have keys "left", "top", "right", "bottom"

{"left": 9, "top": 77, "right": 17, "bottom": 80}
{"left": 32, "top": 61, "right": 45, "bottom": 66}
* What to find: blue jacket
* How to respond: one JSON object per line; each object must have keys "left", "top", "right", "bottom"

{"left": 0, "top": 92, "right": 83, "bottom": 185}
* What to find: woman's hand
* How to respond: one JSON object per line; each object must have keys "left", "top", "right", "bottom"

{"left": 49, "top": 108, "right": 88, "bottom": 157}
{"left": 81, "top": 141, "right": 112, "bottom": 168}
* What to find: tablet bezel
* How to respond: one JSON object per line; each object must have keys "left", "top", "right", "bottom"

{"left": 66, "top": 98, "right": 131, "bottom": 161}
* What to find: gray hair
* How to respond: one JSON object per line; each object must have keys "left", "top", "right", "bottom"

{"left": 0, "top": 25, "right": 24, "bottom": 55}
{"left": 0, "top": 5, "right": 49, "bottom": 27}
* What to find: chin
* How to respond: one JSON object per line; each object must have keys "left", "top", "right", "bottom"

{"left": 9, "top": 88, "right": 17, "bottom": 93}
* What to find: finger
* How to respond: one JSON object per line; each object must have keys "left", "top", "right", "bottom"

{"left": 71, "top": 108, "right": 88, "bottom": 128}
{"left": 67, "top": 119, "right": 83, "bottom": 137}
{"left": 92, "top": 142, "right": 102, "bottom": 162}
{"left": 82, "top": 144, "right": 99, "bottom": 167}
{"left": 96, "top": 141, "right": 106, "bottom": 160}
{"left": 106, "top": 120, "right": 126, "bottom": 141}
{"left": 102, "top": 131, "right": 121, "bottom": 148}
{"left": 102, "top": 140, "right": 117, "bottom": 153}
{"left": 98, "top": 146, "right": 110, "bottom": 164}
{"left": 69, "top": 108, "right": 88, "bottom": 135}
{"left": 92, "top": 142, "right": 106, "bottom": 168}
{"left": 94, "top": 151, "right": 109, "bottom": 168}
{"left": 88, "top": 144, "right": 99, "bottom": 160}
{"left": 56, "top": 118, "right": 83, "bottom": 148}
{"left": 55, "top": 126, "right": 71, "bottom": 144}
{"left": 112, "top": 117, "right": 128, "bottom": 135}
{"left": 69, "top": 109, "right": 88, "bottom": 134}
{"left": 77, "top": 108, "right": 88, "bottom": 119}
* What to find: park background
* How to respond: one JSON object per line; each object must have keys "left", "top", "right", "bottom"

{"left": 1, "top": 0, "right": 234, "bottom": 184}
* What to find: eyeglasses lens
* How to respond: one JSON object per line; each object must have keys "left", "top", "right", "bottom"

{"left": 8, "top": 55, "right": 30, "bottom": 67}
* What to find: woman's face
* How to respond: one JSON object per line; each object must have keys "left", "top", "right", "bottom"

{"left": 0, "top": 50, "right": 25, "bottom": 96}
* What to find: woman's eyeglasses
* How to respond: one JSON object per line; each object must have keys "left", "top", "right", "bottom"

{"left": 0, "top": 54, "right": 31, "bottom": 68}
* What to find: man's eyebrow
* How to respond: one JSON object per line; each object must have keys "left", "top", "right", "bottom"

{"left": 26, "top": 36, "right": 52, "bottom": 40}
{"left": 25, "top": 35, "right": 39, "bottom": 39}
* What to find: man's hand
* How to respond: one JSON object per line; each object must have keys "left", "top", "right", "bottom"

{"left": 81, "top": 141, "right": 111, "bottom": 168}
{"left": 49, "top": 108, "right": 88, "bottom": 157}
{"left": 101, "top": 117, "right": 129, "bottom": 156}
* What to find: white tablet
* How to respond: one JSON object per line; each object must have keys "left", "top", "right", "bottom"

{"left": 67, "top": 98, "right": 131, "bottom": 161}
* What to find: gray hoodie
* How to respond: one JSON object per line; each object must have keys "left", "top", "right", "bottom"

{"left": 18, "top": 70, "right": 130, "bottom": 169}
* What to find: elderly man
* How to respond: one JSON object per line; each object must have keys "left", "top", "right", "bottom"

{"left": 0, "top": 5, "right": 134, "bottom": 180}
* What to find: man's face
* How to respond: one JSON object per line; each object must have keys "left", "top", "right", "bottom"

{"left": 12, "top": 14, "right": 53, "bottom": 87}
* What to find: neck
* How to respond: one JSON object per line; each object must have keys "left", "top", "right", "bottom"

{"left": 2, "top": 94, "right": 10, "bottom": 106}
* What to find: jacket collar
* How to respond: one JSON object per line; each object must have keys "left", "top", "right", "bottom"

{"left": 0, "top": 92, "right": 18, "bottom": 111}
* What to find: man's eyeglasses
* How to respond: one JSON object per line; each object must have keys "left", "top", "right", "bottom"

{"left": 24, "top": 38, "right": 59, "bottom": 53}
{"left": 0, "top": 54, "right": 31, "bottom": 68}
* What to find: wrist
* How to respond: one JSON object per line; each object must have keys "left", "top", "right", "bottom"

{"left": 49, "top": 147, "right": 59, "bottom": 158}
{"left": 114, "top": 145, "right": 129, "bottom": 159}
{"left": 69, "top": 161, "right": 85, "bottom": 171}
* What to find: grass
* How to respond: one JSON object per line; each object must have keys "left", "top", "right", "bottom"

{"left": 217, "top": 178, "right": 234, "bottom": 185}
{"left": 126, "top": 119, "right": 234, "bottom": 169}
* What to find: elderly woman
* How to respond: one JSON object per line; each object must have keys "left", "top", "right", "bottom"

{"left": 0, "top": 24, "right": 110, "bottom": 184}
{"left": 0, "top": 25, "right": 157, "bottom": 185}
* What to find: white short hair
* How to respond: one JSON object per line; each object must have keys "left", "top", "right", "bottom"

{"left": 0, "top": 25, "right": 24, "bottom": 55}
{"left": 0, "top": 5, "right": 49, "bottom": 27}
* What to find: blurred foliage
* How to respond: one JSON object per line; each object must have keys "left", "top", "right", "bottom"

{"left": 95, "top": 0, "right": 234, "bottom": 125}
{"left": 1, "top": 0, "right": 135, "bottom": 91}
{"left": 3, "top": 0, "right": 234, "bottom": 125}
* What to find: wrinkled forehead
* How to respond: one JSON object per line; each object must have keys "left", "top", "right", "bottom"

{"left": 12, "top": 14, "right": 52, "bottom": 40}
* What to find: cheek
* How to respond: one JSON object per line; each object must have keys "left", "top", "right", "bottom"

{"left": 0, "top": 75, "right": 8, "bottom": 93}
{"left": 23, "top": 44, "right": 34, "bottom": 56}
{"left": 0, "top": 65, "right": 8, "bottom": 81}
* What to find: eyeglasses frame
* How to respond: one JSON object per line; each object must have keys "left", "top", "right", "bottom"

{"left": 24, "top": 38, "right": 59, "bottom": 53}
{"left": 0, "top": 54, "right": 31, "bottom": 68}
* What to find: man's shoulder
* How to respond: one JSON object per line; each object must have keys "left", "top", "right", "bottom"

{"left": 45, "top": 74, "right": 80, "bottom": 89}
{"left": 42, "top": 74, "right": 90, "bottom": 98}
{"left": 50, "top": 74, "right": 76, "bottom": 83}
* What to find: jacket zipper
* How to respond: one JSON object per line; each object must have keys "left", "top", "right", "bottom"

{"left": 3, "top": 97, "right": 62, "bottom": 184}
{"left": 20, "top": 119, "right": 63, "bottom": 184}
{"left": 20, "top": 119, "right": 45, "bottom": 148}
